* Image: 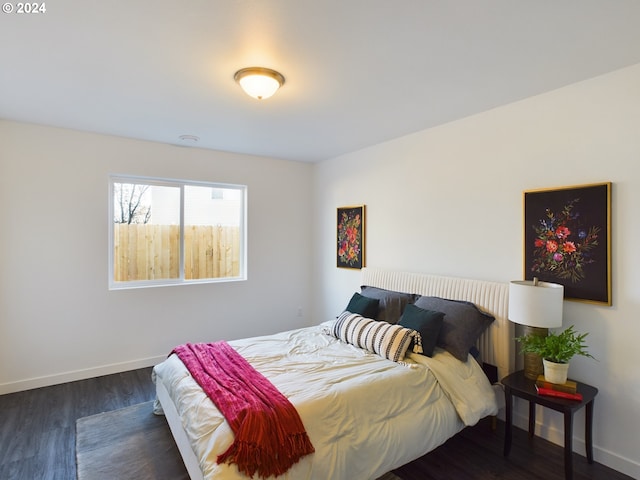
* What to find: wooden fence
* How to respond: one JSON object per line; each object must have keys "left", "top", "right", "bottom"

{"left": 113, "top": 224, "right": 240, "bottom": 281}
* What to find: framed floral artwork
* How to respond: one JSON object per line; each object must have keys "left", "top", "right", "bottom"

{"left": 523, "top": 182, "right": 611, "bottom": 305}
{"left": 337, "top": 205, "right": 365, "bottom": 269}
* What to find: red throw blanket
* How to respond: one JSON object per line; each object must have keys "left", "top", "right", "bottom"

{"left": 171, "top": 342, "right": 315, "bottom": 478}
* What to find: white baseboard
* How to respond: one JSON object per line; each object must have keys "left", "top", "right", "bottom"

{"left": 512, "top": 410, "right": 640, "bottom": 479}
{"left": 0, "top": 355, "right": 166, "bottom": 395}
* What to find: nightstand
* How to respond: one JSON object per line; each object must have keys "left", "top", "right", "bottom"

{"left": 502, "top": 370, "right": 598, "bottom": 480}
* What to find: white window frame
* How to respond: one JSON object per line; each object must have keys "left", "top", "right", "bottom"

{"left": 108, "top": 174, "right": 247, "bottom": 290}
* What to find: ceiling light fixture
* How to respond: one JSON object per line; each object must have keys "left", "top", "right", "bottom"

{"left": 234, "top": 67, "right": 285, "bottom": 100}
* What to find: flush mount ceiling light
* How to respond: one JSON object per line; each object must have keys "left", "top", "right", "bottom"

{"left": 234, "top": 67, "right": 285, "bottom": 100}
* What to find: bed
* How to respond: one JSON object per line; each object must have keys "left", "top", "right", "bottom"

{"left": 152, "top": 267, "right": 514, "bottom": 480}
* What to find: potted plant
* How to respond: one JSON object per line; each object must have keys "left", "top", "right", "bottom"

{"left": 516, "top": 325, "right": 595, "bottom": 384}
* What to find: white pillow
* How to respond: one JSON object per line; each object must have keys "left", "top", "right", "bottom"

{"left": 332, "top": 312, "right": 420, "bottom": 362}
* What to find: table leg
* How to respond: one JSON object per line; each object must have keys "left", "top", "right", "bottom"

{"left": 564, "top": 411, "right": 574, "bottom": 480}
{"left": 528, "top": 401, "right": 536, "bottom": 438}
{"left": 585, "top": 399, "right": 595, "bottom": 464}
{"left": 504, "top": 386, "right": 513, "bottom": 456}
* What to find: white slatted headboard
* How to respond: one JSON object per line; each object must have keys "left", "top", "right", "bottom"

{"left": 361, "top": 267, "right": 514, "bottom": 381}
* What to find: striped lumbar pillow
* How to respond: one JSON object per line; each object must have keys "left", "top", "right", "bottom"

{"left": 332, "top": 311, "right": 420, "bottom": 362}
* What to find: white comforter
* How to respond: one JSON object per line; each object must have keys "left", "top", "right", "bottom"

{"left": 152, "top": 322, "right": 498, "bottom": 480}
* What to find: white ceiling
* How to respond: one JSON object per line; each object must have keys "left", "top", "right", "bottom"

{"left": 2, "top": 1, "right": 640, "bottom": 162}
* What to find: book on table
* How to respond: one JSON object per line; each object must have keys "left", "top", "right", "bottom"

{"left": 536, "top": 375, "right": 577, "bottom": 393}
{"left": 535, "top": 385, "right": 583, "bottom": 401}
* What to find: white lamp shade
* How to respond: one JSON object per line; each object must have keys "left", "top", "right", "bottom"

{"left": 508, "top": 280, "right": 564, "bottom": 328}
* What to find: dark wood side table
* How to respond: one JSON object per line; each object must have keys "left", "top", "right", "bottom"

{"left": 502, "top": 370, "right": 598, "bottom": 480}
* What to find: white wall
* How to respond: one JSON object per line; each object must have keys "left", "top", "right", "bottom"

{"left": 0, "top": 121, "right": 313, "bottom": 392}
{"left": 1, "top": 63, "right": 638, "bottom": 477}
{"left": 313, "top": 64, "right": 640, "bottom": 478}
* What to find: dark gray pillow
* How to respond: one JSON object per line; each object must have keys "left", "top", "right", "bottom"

{"left": 398, "top": 304, "right": 445, "bottom": 357}
{"left": 413, "top": 296, "right": 494, "bottom": 361}
{"left": 344, "top": 292, "right": 379, "bottom": 318}
{"left": 360, "top": 286, "right": 418, "bottom": 324}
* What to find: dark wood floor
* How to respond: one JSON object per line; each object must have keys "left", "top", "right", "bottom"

{"left": 0, "top": 367, "right": 633, "bottom": 480}
{"left": 394, "top": 417, "right": 633, "bottom": 480}
{"left": 0, "top": 367, "right": 156, "bottom": 480}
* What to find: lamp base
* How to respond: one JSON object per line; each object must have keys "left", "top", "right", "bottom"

{"left": 522, "top": 325, "right": 548, "bottom": 380}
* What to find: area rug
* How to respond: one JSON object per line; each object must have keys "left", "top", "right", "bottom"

{"left": 76, "top": 401, "right": 402, "bottom": 480}
{"left": 76, "top": 401, "right": 189, "bottom": 480}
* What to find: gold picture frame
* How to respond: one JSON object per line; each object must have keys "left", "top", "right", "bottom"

{"left": 523, "top": 182, "right": 611, "bottom": 305}
{"left": 337, "top": 205, "right": 365, "bottom": 269}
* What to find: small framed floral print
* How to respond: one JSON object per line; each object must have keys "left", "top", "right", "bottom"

{"left": 337, "top": 205, "right": 365, "bottom": 269}
{"left": 523, "top": 182, "right": 611, "bottom": 305}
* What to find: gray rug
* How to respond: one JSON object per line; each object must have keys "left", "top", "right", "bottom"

{"left": 76, "top": 401, "right": 189, "bottom": 480}
{"left": 76, "top": 401, "right": 402, "bottom": 480}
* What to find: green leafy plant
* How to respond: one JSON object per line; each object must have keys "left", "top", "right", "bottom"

{"left": 516, "top": 325, "right": 595, "bottom": 364}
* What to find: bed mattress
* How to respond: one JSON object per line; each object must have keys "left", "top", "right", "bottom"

{"left": 153, "top": 322, "right": 498, "bottom": 480}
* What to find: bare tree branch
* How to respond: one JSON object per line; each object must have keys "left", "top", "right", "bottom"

{"left": 114, "top": 183, "right": 151, "bottom": 224}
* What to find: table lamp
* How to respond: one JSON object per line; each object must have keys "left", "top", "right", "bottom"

{"left": 508, "top": 278, "right": 564, "bottom": 380}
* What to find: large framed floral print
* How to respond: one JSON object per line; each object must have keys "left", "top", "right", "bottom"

{"left": 523, "top": 182, "right": 611, "bottom": 305}
{"left": 337, "top": 205, "right": 365, "bottom": 269}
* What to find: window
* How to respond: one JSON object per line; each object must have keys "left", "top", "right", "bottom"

{"left": 109, "top": 175, "right": 247, "bottom": 289}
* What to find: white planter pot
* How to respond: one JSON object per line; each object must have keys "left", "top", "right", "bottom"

{"left": 543, "top": 359, "right": 570, "bottom": 384}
